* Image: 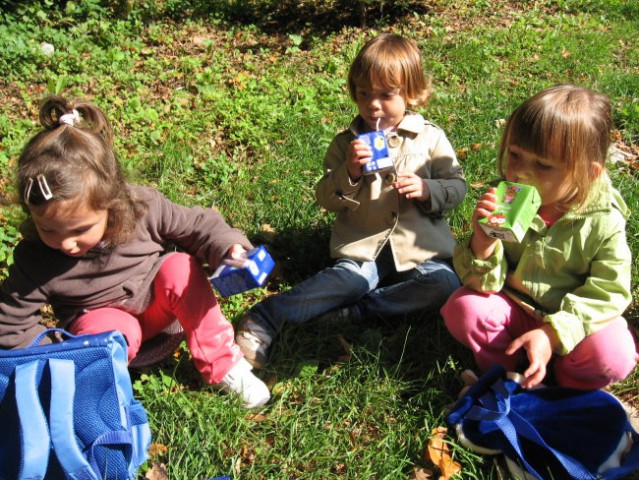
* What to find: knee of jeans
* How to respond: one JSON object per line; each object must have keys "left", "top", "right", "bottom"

{"left": 330, "top": 260, "right": 376, "bottom": 293}
{"left": 415, "top": 261, "right": 459, "bottom": 288}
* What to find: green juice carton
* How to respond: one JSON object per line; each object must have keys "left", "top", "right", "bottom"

{"left": 479, "top": 182, "right": 541, "bottom": 242}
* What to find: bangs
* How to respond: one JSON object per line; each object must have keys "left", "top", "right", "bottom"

{"left": 352, "top": 56, "right": 403, "bottom": 92}
{"left": 507, "top": 114, "right": 569, "bottom": 166}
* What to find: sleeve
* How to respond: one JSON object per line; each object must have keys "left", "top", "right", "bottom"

{"left": 143, "top": 187, "right": 254, "bottom": 269}
{"left": 0, "top": 242, "right": 49, "bottom": 349}
{"left": 545, "top": 225, "right": 632, "bottom": 355}
{"left": 315, "top": 132, "right": 364, "bottom": 212}
{"left": 453, "top": 237, "right": 508, "bottom": 293}
{"left": 419, "top": 128, "right": 467, "bottom": 215}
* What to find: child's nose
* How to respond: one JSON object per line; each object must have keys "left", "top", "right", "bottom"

{"left": 511, "top": 163, "right": 530, "bottom": 182}
{"left": 60, "top": 237, "right": 77, "bottom": 252}
{"left": 368, "top": 96, "right": 382, "bottom": 109}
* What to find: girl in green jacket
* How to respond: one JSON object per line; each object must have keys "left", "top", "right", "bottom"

{"left": 441, "top": 84, "right": 636, "bottom": 390}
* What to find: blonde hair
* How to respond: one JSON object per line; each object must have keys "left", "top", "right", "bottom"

{"left": 497, "top": 84, "right": 611, "bottom": 210}
{"left": 18, "top": 95, "right": 146, "bottom": 245}
{"left": 348, "top": 33, "right": 431, "bottom": 108}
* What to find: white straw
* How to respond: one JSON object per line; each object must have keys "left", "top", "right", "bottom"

{"left": 376, "top": 118, "right": 381, "bottom": 131}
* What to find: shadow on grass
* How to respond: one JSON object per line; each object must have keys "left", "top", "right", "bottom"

{"left": 249, "top": 220, "right": 333, "bottom": 286}
{"left": 261, "top": 311, "right": 475, "bottom": 406}
{"left": 133, "top": 0, "right": 432, "bottom": 37}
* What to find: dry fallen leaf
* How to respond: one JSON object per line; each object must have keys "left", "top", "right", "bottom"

{"left": 409, "top": 466, "right": 435, "bottom": 479}
{"left": 425, "top": 427, "right": 462, "bottom": 480}
{"left": 148, "top": 443, "right": 168, "bottom": 458}
{"left": 145, "top": 461, "right": 169, "bottom": 480}
{"left": 336, "top": 334, "right": 352, "bottom": 361}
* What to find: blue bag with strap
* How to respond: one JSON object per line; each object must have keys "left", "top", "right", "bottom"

{"left": 0, "top": 328, "right": 152, "bottom": 479}
{"left": 446, "top": 365, "right": 639, "bottom": 480}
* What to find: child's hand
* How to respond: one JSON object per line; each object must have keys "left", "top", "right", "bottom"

{"left": 470, "top": 186, "right": 499, "bottom": 259}
{"left": 472, "top": 186, "right": 498, "bottom": 231}
{"left": 506, "top": 324, "right": 558, "bottom": 389}
{"left": 347, "top": 138, "right": 372, "bottom": 181}
{"left": 393, "top": 172, "right": 429, "bottom": 200}
{"left": 224, "top": 244, "right": 249, "bottom": 268}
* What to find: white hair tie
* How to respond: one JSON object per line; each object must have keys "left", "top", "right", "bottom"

{"left": 59, "top": 109, "right": 81, "bottom": 126}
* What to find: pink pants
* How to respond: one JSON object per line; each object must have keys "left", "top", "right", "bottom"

{"left": 69, "top": 253, "right": 242, "bottom": 384}
{"left": 441, "top": 287, "right": 637, "bottom": 389}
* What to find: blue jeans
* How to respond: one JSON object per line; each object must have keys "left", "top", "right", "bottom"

{"left": 248, "top": 246, "right": 460, "bottom": 337}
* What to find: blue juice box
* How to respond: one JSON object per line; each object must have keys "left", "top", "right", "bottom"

{"left": 358, "top": 130, "right": 394, "bottom": 175}
{"left": 210, "top": 246, "right": 275, "bottom": 297}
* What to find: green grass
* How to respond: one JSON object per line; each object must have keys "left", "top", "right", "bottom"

{"left": 0, "top": 0, "right": 638, "bottom": 478}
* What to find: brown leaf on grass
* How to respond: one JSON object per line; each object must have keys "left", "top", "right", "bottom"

{"left": 247, "top": 412, "right": 268, "bottom": 422}
{"left": 148, "top": 443, "right": 168, "bottom": 458}
{"left": 456, "top": 148, "right": 468, "bottom": 158}
{"left": 470, "top": 181, "right": 489, "bottom": 190}
{"left": 260, "top": 223, "right": 277, "bottom": 242}
{"left": 609, "top": 138, "right": 639, "bottom": 173}
{"left": 425, "top": 427, "right": 462, "bottom": 479}
{"left": 145, "top": 461, "right": 169, "bottom": 480}
{"left": 409, "top": 466, "right": 435, "bottom": 479}
{"left": 336, "top": 334, "right": 351, "bottom": 361}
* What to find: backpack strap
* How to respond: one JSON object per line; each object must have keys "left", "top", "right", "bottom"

{"left": 466, "top": 378, "right": 597, "bottom": 480}
{"left": 28, "top": 328, "right": 79, "bottom": 347}
{"left": 48, "top": 359, "right": 100, "bottom": 480}
{"left": 49, "top": 358, "right": 139, "bottom": 478}
{"left": 15, "top": 361, "right": 50, "bottom": 480}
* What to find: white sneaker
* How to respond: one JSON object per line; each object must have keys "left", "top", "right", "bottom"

{"left": 217, "top": 358, "right": 270, "bottom": 409}
{"left": 235, "top": 316, "right": 274, "bottom": 369}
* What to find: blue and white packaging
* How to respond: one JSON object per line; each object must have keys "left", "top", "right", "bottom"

{"left": 358, "top": 130, "right": 394, "bottom": 175}
{"left": 210, "top": 246, "right": 275, "bottom": 297}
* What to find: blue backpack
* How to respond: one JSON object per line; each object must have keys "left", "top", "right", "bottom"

{"left": 446, "top": 365, "right": 639, "bottom": 480}
{"left": 0, "top": 329, "right": 152, "bottom": 479}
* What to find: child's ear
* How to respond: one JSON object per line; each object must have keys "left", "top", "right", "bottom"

{"left": 589, "top": 161, "right": 603, "bottom": 181}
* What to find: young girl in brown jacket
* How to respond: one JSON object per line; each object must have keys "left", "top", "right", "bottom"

{"left": 0, "top": 95, "right": 270, "bottom": 408}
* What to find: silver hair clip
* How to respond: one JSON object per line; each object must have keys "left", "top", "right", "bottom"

{"left": 23, "top": 174, "right": 54, "bottom": 204}
{"left": 59, "top": 109, "right": 81, "bottom": 126}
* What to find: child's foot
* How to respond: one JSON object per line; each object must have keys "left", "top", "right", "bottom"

{"left": 235, "top": 316, "right": 274, "bottom": 369}
{"left": 217, "top": 358, "right": 270, "bottom": 409}
{"left": 458, "top": 369, "right": 479, "bottom": 398}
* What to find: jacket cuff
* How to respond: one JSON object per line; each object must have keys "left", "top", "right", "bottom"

{"left": 544, "top": 310, "right": 586, "bottom": 354}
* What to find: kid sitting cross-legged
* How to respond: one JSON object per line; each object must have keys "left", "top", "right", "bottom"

{"left": 236, "top": 33, "right": 467, "bottom": 368}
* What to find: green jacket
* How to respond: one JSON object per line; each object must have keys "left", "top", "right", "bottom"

{"left": 454, "top": 175, "right": 632, "bottom": 354}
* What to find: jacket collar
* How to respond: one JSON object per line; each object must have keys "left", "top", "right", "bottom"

{"left": 530, "top": 174, "right": 629, "bottom": 235}
{"left": 349, "top": 112, "right": 425, "bottom": 136}
{"left": 563, "top": 173, "right": 629, "bottom": 220}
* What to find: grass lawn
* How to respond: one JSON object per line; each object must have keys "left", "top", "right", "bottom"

{"left": 0, "top": 0, "right": 638, "bottom": 478}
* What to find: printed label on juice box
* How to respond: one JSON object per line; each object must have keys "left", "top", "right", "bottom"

{"left": 358, "top": 131, "right": 394, "bottom": 175}
{"left": 210, "top": 246, "right": 275, "bottom": 297}
{"left": 479, "top": 182, "right": 541, "bottom": 242}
